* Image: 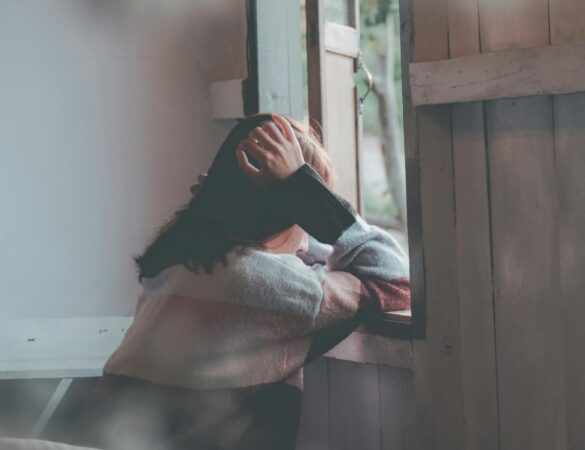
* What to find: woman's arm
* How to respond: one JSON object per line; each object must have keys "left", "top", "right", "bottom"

{"left": 297, "top": 236, "right": 332, "bottom": 266}
{"left": 236, "top": 113, "right": 410, "bottom": 361}
{"left": 273, "top": 163, "right": 410, "bottom": 317}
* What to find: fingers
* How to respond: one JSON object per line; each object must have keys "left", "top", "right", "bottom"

{"left": 271, "top": 113, "right": 295, "bottom": 141}
{"left": 261, "top": 122, "right": 283, "bottom": 142}
{"left": 239, "top": 138, "right": 268, "bottom": 164}
{"left": 236, "top": 147, "right": 262, "bottom": 182}
{"left": 250, "top": 127, "right": 278, "bottom": 150}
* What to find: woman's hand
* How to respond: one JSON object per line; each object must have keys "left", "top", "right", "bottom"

{"left": 236, "top": 113, "right": 305, "bottom": 188}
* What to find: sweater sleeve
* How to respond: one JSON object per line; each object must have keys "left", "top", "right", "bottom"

{"left": 273, "top": 163, "right": 410, "bottom": 316}
{"left": 102, "top": 165, "right": 409, "bottom": 387}
{"left": 266, "top": 163, "right": 411, "bottom": 361}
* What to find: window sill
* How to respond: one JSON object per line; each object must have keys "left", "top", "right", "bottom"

{"left": 323, "top": 310, "right": 413, "bottom": 370}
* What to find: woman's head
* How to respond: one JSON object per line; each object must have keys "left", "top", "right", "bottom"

{"left": 135, "top": 113, "right": 334, "bottom": 280}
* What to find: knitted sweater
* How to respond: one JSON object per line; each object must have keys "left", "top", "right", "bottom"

{"left": 73, "top": 164, "right": 410, "bottom": 450}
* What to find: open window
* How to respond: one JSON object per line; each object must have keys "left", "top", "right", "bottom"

{"left": 301, "top": 0, "right": 411, "bottom": 332}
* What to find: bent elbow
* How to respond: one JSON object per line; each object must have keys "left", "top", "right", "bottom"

{"left": 361, "top": 277, "right": 411, "bottom": 312}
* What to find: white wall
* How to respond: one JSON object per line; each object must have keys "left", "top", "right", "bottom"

{"left": 0, "top": 0, "right": 247, "bottom": 318}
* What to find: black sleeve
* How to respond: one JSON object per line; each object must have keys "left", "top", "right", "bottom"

{"left": 271, "top": 163, "right": 357, "bottom": 245}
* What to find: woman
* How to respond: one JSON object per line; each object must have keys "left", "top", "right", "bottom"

{"left": 70, "top": 113, "right": 410, "bottom": 450}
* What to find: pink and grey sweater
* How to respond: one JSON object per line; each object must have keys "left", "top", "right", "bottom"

{"left": 71, "top": 164, "right": 410, "bottom": 450}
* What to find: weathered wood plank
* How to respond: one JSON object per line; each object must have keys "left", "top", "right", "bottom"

{"left": 451, "top": 102, "right": 499, "bottom": 450}
{"left": 323, "top": 52, "right": 360, "bottom": 207}
{"left": 295, "top": 359, "right": 331, "bottom": 450}
{"left": 324, "top": 330, "right": 413, "bottom": 369}
{"left": 479, "top": 2, "right": 567, "bottom": 448}
{"left": 324, "top": 23, "right": 359, "bottom": 58}
{"left": 485, "top": 97, "right": 566, "bottom": 450}
{"left": 551, "top": 92, "right": 585, "bottom": 450}
{"left": 398, "top": 0, "right": 426, "bottom": 341}
{"left": 549, "top": 2, "right": 585, "bottom": 448}
{"left": 417, "top": 105, "right": 465, "bottom": 450}
{"left": 379, "top": 367, "right": 415, "bottom": 450}
{"left": 407, "top": 0, "right": 466, "bottom": 449}
{"left": 255, "top": 0, "right": 303, "bottom": 116}
{"left": 410, "top": 41, "right": 585, "bottom": 105}
{"left": 478, "top": 0, "right": 549, "bottom": 52}
{"left": 447, "top": 1, "right": 500, "bottom": 449}
{"left": 328, "top": 360, "right": 381, "bottom": 450}
{"left": 306, "top": 0, "right": 327, "bottom": 141}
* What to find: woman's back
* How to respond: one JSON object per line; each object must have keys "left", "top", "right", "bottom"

{"left": 69, "top": 114, "right": 410, "bottom": 450}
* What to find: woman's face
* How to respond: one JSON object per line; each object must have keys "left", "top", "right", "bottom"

{"left": 263, "top": 224, "right": 309, "bottom": 256}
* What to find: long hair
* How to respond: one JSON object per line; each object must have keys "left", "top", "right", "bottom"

{"left": 134, "top": 113, "right": 334, "bottom": 280}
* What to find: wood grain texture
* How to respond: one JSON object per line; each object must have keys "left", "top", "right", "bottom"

{"left": 478, "top": 0, "right": 549, "bottom": 52}
{"left": 485, "top": 97, "right": 566, "bottom": 450}
{"left": 327, "top": 360, "right": 381, "bottom": 450}
{"left": 549, "top": 2, "right": 585, "bottom": 447}
{"left": 479, "top": 2, "right": 567, "bottom": 449}
{"left": 255, "top": 0, "right": 303, "bottom": 116}
{"left": 407, "top": 0, "right": 466, "bottom": 448}
{"left": 417, "top": 105, "right": 465, "bottom": 450}
{"left": 306, "top": 0, "right": 327, "bottom": 141}
{"left": 451, "top": 102, "right": 499, "bottom": 450}
{"left": 295, "top": 359, "right": 331, "bottom": 450}
{"left": 324, "top": 23, "right": 359, "bottom": 58}
{"left": 323, "top": 52, "right": 360, "bottom": 207}
{"left": 447, "top": 1, "right": 499, "bottom": 449}
{"left": 398, "top": 0, "right": 426, "bottom": 340}
{"left": 379, "top": 367, "right": 415, "bottom": 450}
{"left": 324, "top": 330, "right": 413, "bottom": 369}
{"left": 410, "top": 41, "right": 585, "bottom": 105}
{"left": 551, "top": 93, "right": 585, "bottom": 450}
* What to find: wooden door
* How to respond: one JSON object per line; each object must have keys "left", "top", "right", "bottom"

{"left": 306, "top": 0, "right": 363, "bottom": 210}
{"left": 401, "top": 0, "right": 585, "bottom": 448}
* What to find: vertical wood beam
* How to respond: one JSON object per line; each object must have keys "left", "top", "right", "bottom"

{"left": 447, "top": 1, "right": 499, "bottom": 449}
{"left": 402, "top": 0, "right": 466, "bottom": 448}
{"left": 254, "top": 0, "right": 303, "bottom": 117}
{"left": 478, "top": 1, "right": 566, "bottom": 448}
{"left": 306, "top": 0, "right": 328, "bottom": 145}
{"left": 549, "top": 1, "right": 585, "bottom": 448}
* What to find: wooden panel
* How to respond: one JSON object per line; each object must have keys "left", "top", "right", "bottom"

{"left": 550, "top": 0, "right": 585, "bottom": 43}
{"left": 478, "top": 0, "right": 549, "bottom": 52}
{"left": 417, "top": 105, "right": 465, "bottom": 450}
{"left": 549, "top": 2, "right": 585, "bottom": 448}
{"left": 324, "top": 23, "right": 359, "bottom": 58}
{"left": 255, "top": 0, "right": 303, "bottom": 116}
{"left": 447, "top": 0, "right": 480, "bottom": 57}
{"left": 451, "top": 102, "right": 499, "bottom": 450}
{"left": 410, "top": 41, "right": 585, "bottom": 105}
{"left": 328, "top": 360, "right": 381, "bottom": 450}
{"left": 479, "top": 2, "right": 567, "bottom": 450}
{"left": 398, "top": 0, "right": 426, "bottom": 340}
{"left": 379, "top": 367, "right": 415, "bottom": 450}
{"left": 447, "top": 1, "right": 499, "bottom": 449}
{"left": 485, "top": 97, "right": 566, "bottom": 450}
{"left": 404, "top": 0, "right": 466, "bottom": 449}
{"left": 296, "top": 359, "right": 330, "bottom": 450}
{"left": 324, "top": 331, "right": 413, "bottom": 369}
{"left": 552, "top": 93, "right": 585, "bottom": 450}
{"left": 323, "top": 52, "right": 359, "bottom": 206}
{"left": 306, "top": 0, "right": 327, "bottom": 135}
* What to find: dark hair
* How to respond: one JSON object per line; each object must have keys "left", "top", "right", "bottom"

{"left": 134, "top": 113, "right": 334, "bottom": 281}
